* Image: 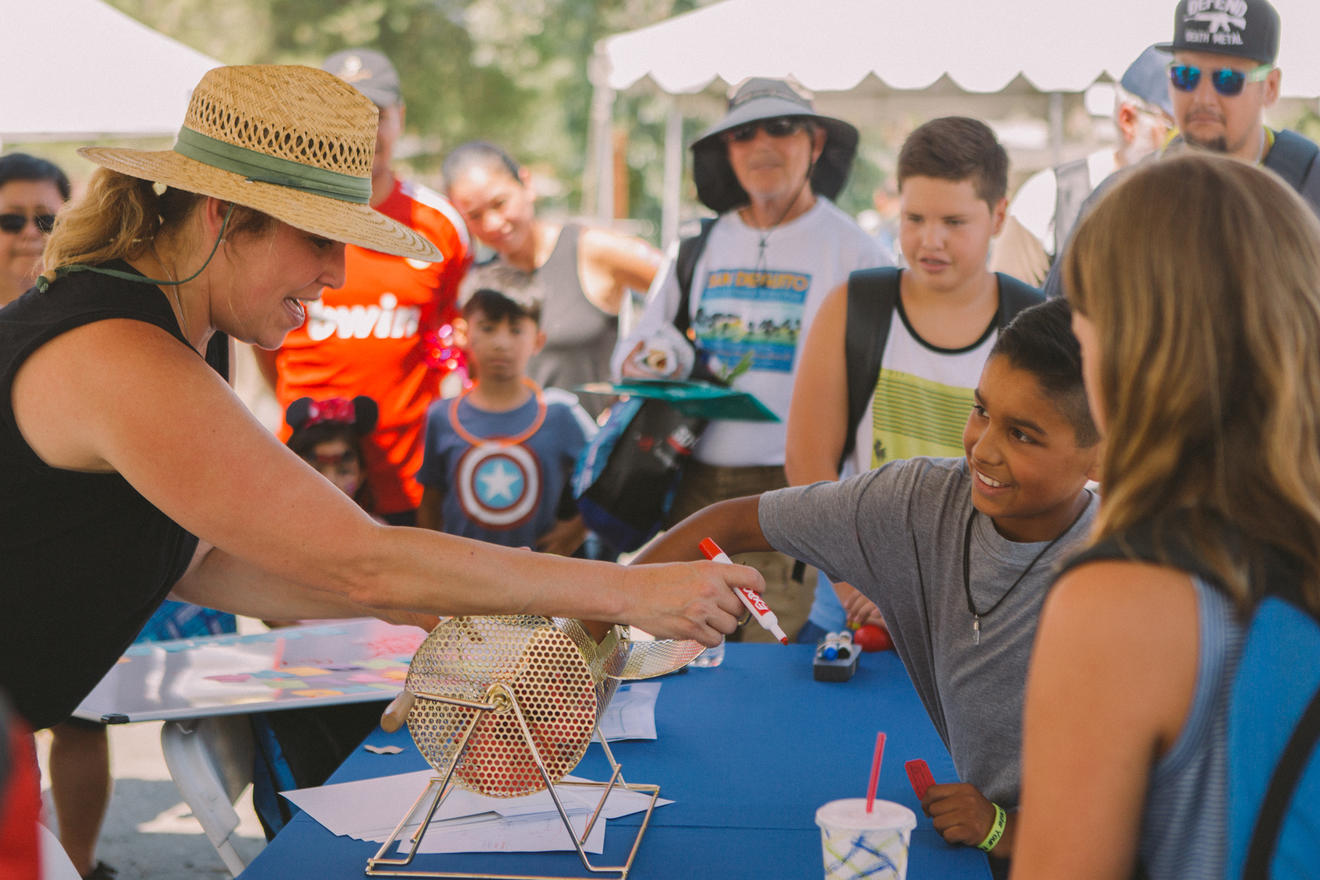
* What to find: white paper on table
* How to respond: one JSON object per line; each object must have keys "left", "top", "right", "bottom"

{"left": 391, "top": 808, "right": 608, "bottom": 855}
{"left": 282, "top": 769, "right": 669, "bottom": 854}
{"left": 597, "top": 682, "right": 660, "bottom": 741}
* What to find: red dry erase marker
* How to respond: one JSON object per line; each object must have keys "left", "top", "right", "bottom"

{"left": 700, "top": 537, "right": 789, "bottom": 644}
{"left": 905, "top": 759, "right": 935, "bottom": 801}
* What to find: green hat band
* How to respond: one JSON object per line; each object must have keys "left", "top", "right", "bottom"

{"left": 174, "top": 127, "right": 372, "bottom": 205}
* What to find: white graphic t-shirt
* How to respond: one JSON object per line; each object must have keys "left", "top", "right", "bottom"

{"left": 616, "top": 199, "right": 889, "bottom": 467}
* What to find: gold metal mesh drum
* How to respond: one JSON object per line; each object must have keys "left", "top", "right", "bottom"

{"left": 404, "top": 616, "right": 706, "bottom": 797}
{"left": 404, "top": 616, "right": 612, "bottom": 797}
{"left": 372, "top": 615, "right": 693, "bottom": 878}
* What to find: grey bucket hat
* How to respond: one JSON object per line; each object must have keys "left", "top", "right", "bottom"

{"left": 691, "top": 78, "right": 859, "bottom": 213}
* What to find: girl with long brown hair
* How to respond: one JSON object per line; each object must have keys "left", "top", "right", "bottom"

{"left": 1012, "top": 153, "right": 1320, "bottom": 878}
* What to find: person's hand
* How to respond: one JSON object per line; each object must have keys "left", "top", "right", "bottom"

{"left": 619, "top": 561, "right": 759, "bottom": 645}
{"left": 838, "top": 583, "right": 886, "bottom": 628}
{"left": 619, "top": 341, "right": 652, "bottom": 378}
{"left": 536, "top": 517, "right": 589, "bottom": 557}
{"left": 379, "top": 690, "right": 415, "bottom": 733}
{"left": 922, "top": 782, "right": 1010, "bottom": 856}
{"left": 619, "top": 340, "right": 684, "bottom": 379}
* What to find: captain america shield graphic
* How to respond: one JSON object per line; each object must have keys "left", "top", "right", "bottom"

{"left": 455, "top": 443, "right": 541, "bottom": 530}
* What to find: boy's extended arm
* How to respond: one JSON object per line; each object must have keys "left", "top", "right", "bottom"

{"left": 631, "top": 496, "right": 770, "bottom": 564}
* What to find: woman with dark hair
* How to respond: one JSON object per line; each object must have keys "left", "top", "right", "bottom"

{"left": 0, "top": 153, "right": 70, "bottom": 305}
{"left": 442, "top": 141, "right": 661, "bottom": 418}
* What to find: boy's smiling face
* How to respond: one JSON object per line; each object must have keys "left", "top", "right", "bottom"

{"left": 962, "top": 354, "right": 1098, "bottom": 543}
{"left": 899, "top": 175, "right": 1005, "bottom": 296}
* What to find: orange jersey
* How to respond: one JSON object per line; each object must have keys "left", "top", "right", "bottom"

{"left": 274, "top": 178, "right": 471, "bottom": 514}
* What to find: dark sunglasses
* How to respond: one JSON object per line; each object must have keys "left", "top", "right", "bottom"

{"left": 1168, "top": 62, "right": 1273, "bottom": 97}
{"left": 0, "top": 212, "right": 56, "bottom": 234}
{"left": 722, "top": 116, "right": 811, "bottom": 143}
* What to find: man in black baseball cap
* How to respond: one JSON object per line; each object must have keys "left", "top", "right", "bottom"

{"left": 1156, "top": 0, "right": 1320, "bottom": 216}
{"left": 1157, "top": 0, "right": 1285, "bottom": 163}
{"left": 1042, "top": 0, "right": 1320, "bottom": 297}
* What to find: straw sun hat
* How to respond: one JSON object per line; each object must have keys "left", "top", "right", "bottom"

{"left": 79, "top": 64, "right": 441, "bottom": 262}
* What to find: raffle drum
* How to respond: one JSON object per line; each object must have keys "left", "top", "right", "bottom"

{"left": 366, "top": 616, "right": 706, "bottom": 879}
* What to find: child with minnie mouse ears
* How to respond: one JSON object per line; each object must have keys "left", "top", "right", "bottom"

{"left": 285, "top": 395, "right": 380, "bottom": 514}
{"left": 252, "top": 393, "right": 391, "bottom": 839}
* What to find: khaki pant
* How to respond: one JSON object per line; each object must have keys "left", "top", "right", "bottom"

{"left": 667, "top": 461, "right": 814, "bottom": 642}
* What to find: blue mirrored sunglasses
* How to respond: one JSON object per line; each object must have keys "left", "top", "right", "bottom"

{"left": 1168, "top": 63, "right": 1273, "bottom": 97}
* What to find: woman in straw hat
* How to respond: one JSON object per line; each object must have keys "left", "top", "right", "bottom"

{"left": 0, "top": 65, "right": 754, "bottom": 734}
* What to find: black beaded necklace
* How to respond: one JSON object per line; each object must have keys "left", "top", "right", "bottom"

{"left": 960, "top": 494, "right": 1090, "bottom": 645}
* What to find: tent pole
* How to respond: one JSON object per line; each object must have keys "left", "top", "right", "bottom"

{"left": 587, "top": 48, "right": 616, "bottom": 222}
{"left": 662, "top": 99, "right": 683, "bottom": 249}
{"left": 1049, "top": 92, "right": 1064, "bottom": 166}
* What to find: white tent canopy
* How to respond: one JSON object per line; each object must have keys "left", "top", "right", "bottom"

{"left": 590, "top": 0, "right": 1320, "bottom": 240}
{"left": 2, "top": 0, "right": 221, "bottom": 143}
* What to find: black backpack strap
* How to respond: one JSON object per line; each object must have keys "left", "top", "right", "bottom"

{"left": 839, "top": 270, "right": 1041, "bottom": 468}
{"left": 1052, "top": 158, "right": 1092, "bottom": 256}
{"left": 673, "top": 217, "right": 716, "bottom": 339}
{"left": 1265, "top": 129, "right": 1320, "bottom": 218}
{"left": 1245, "top": 685, "right": 1320, "bottom": 876}
{"left": 995, "top": 272, "right": 1045, "bottom": 327}
{"left": 840, "top": 267, "right": 901, "bottom": 467}
{"left": 1264, "top": 130, "right": 1318, "bottom": 192}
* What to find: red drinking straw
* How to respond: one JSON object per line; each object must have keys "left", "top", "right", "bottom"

{"left": 866, "top": 732, "right": 886, "bottom": 813}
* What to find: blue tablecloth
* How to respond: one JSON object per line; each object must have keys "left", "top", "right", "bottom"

{"left": 238, "top": 643, "right": 991, "bottom": 879}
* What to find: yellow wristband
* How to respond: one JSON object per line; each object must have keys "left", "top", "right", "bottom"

{"left": 976, "top": 803, "right": 1007, "bottom": 853}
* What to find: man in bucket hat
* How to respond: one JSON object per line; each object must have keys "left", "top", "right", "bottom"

{"left": 1044, "top": 0, "right": 1320, "bottom": 298}
{"left": 614, "top": 77, "right": 889, "bottom": 643}
{"left": 256, "top": 48, "right": 472, "bottom": 528}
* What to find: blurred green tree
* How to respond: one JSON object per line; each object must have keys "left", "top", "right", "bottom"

{"left": 106, "top": 0, "right": 707, "bottom": 243}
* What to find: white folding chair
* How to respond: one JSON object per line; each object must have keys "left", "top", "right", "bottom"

{"left": 158, "top": 715, "right": 256, "bottom": 876}
{"left": 38, "top": 822, "right": 81, "bottom": 880}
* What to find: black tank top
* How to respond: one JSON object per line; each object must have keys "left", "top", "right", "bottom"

{"left": 0, "top": 262, "right": 228, "bottom": 729}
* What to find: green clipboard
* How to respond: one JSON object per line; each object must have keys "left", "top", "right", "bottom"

{"left": 575, "top": 380, "right": 780, "bottom": 422}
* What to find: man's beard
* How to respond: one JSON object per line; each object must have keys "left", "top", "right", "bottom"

{"left": 1183, "top": 131, "right": 1229, "bottom": 153}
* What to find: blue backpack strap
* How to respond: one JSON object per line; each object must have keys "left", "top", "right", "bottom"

{"left": 1230, "top": 595, "right": 1320, "bottom": 879}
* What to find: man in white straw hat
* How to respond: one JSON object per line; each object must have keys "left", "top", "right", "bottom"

{"left": 613, "top": 77, "right": 889, "bottom": 644}
{"left": 0, "top": 66, "right": 755, "bottom": 748}
{"left": 256, "top": 49, "right": 472, "bottom": 528}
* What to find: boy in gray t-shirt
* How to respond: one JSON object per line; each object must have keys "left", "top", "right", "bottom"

{"left": 634, "top": 298, "right": 1099, "bottom": 872}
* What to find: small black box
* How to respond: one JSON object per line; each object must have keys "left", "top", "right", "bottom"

{"left": 813, "top": 642, "right": 860, "bottom": 682}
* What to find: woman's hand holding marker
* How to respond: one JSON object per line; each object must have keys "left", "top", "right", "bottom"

{"left": 700, "top": 537, "right": 789, "bottom": 644}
